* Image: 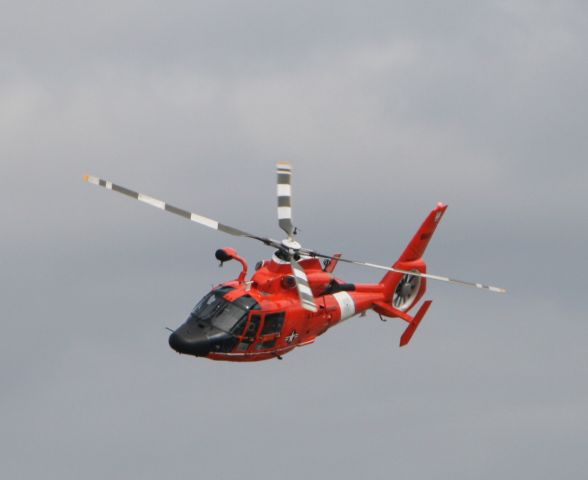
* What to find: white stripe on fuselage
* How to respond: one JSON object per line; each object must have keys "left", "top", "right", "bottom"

{"left": 333, "top": 291, "right": 355, "bottom": 321}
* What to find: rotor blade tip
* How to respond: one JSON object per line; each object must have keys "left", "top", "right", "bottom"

{"left": 83, "top": 174, "right": 90, "bottom": 182}
{"left": 487, "top": 285, "right": 507, "bottom": 293}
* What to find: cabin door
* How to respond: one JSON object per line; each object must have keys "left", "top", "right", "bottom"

{"left": 254, "top": 312, "right": 285, "bottom": 351}
{"left": 234, "top": 312, "right": 262, "bottom": 352}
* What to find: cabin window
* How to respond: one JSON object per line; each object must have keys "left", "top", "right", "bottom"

{"left": 261, "top": 312, "right": 285, "bottom": 335}
{"left": 236, "top": 313, "right": 262, "bottom": 351}
{"left": 245, "top": 313, "right": 262, "bottom": 339}
{"left": 255, "top": 312, "right": 285, "bottom": 350}
{"left": 258, "top": 339, "right": 276, "bottom": 350}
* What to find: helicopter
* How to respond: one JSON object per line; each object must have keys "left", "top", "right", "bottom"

{"left": 84, "top": 163, "right": 505, "bottom": 362}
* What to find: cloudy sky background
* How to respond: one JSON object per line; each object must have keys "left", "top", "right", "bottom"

{"left": 2, "top": 1, "right": 587, "bottom": 478}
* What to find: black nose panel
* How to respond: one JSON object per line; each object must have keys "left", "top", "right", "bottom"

{"left": 168, "top": 326, "right": 211, "bottom": 357}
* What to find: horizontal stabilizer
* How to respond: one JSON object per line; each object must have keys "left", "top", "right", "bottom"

{"left": 399, "top": 300, "right": 432, "bottom": 347}
{"left": 372, "top": 301, "right": 413, "bottom": 323}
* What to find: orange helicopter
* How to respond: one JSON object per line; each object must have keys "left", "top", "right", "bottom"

{"left": 84, "top": 163, "right": 505, "bottom": 362}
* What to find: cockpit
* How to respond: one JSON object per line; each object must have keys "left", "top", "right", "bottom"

{"left": 168, "top": 286, "right": 264, "bottom": 357}
{"left": 190, "top": 286, "right": 260, "bottom": 334}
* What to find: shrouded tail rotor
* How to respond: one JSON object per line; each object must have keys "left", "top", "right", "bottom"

{"left": 393, "top": 272, "right": 422, "bottom": 311}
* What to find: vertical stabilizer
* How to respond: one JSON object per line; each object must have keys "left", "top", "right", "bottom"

{"left": 397, "top": 202, "right": 447, "bottom": 262}
{"left": 379, "top": 203, "right": 447, "bottom": 302}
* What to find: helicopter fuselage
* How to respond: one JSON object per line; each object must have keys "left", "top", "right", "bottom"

{"left": 85, "top": 166, "right": 504, "bottom": 361}
{"left": 168, "top": 254, "right": 404, "bottom": 362}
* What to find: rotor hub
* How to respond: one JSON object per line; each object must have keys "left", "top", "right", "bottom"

{"left": 281, "top": 239, "right": 301, "bottom": 251}
{"left": 401, "top": 282, "right": 414, "bottom": 297}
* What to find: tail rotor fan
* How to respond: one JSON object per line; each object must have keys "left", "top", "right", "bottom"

{"left": 393, "top": 271, "right": 421, "bottom": 310}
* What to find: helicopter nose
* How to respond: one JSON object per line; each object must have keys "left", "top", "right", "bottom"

{"left": 168, "top": 330, "right": 211, "bottom": 357}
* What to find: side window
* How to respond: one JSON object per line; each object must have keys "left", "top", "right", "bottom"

{"left": 257, "top": 312, "right": 285, "bottom": 350}
{"left": 245, "top": 314, "right": 262, "bottom": 339}
{"left": 235, "top": 313, "right": 261, "bottom": 352}
{"left": 261, "top": 312, "right": 285, "bottom": 335}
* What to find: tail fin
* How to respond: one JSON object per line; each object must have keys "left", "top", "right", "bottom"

{"left": 398, "top": 202, "right": 448, "bottom": 262}
{"left": 380, "top": 203, "right": 448, "bottom": 301}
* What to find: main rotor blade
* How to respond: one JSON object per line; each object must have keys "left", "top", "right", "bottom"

{"left": 302, "top": 249, "right": 507, "bottom": 294}
{"left": 277, "top": 162, "right": 294, "bottom": 240}
{"left": 83, "top": 175, "right": 280, "bottom": 248}
{"left": 289, "top": 258, "right": 318, "bottom": 312}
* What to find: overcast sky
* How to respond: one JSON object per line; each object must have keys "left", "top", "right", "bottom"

{"left": 1, "top": 1, "right": 587, "bottom": 479}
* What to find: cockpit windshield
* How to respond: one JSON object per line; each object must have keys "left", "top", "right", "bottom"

{"left": 191, "top": 287, "right": 260, "bottom": 334}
